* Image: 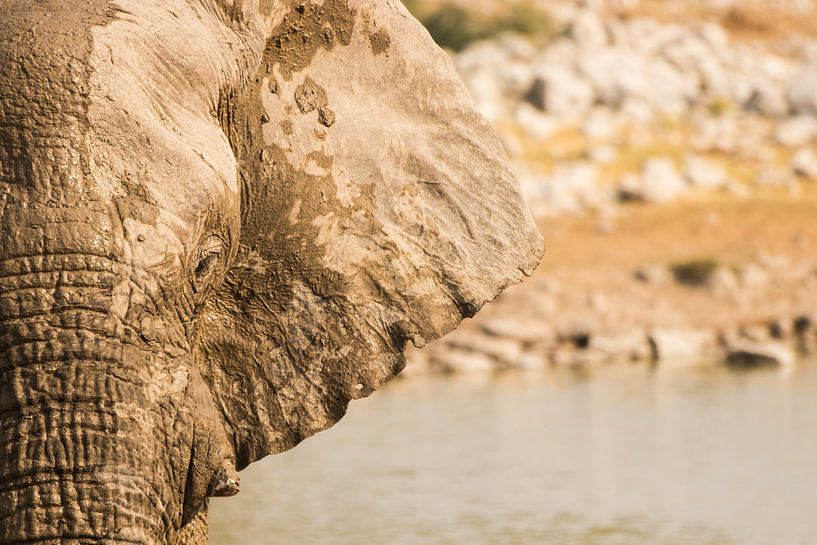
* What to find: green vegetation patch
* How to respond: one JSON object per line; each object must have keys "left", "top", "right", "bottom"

{"left": 671, "top": 258, "right": 720, "bottom": 287}
{"left": 404, "top": 2, "right": 561, "bottom": 52}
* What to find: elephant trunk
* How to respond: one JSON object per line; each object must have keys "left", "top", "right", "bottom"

{"left": 0, "top": 306, "right": 169, "bottom": 543}
{"left": 0, "top": 205, "right": 171, "bottom": 544}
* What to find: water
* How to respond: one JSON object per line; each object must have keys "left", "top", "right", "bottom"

{"left": 210, "top": 364, "right": 817, "bottom": 545}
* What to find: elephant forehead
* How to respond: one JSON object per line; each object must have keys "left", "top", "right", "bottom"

{"left": 85, "top": 1, "right": 245, "bottom": 226}
{"left": 93, "top": 0, "right": 260, "bottom": 100}
{"left": 213, "top": 0, "right": 284, "bottom": 29}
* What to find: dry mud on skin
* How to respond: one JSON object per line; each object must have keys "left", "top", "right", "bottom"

{"left": 205, "top": 0, "right": 541, "bottom": 468}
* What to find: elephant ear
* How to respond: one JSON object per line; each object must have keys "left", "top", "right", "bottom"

{"left": 196, "top": 0, "right": 543, "bottom": 469}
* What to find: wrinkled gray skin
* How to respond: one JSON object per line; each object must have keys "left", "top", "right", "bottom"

{"left": 0, "top": 0, "right": 543, "bottom": 543}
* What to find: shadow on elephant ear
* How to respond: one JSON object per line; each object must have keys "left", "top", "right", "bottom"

{"left": 195, "top": 0, "right": 544, "bottom": 470}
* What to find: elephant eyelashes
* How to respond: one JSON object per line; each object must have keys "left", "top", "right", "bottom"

{"left": 195, "top": 253, "right": 218, "bottom": 278}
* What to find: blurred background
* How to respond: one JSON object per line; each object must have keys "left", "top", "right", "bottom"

{"left": 212, "top": 1, "right": 817, "bottom": 543}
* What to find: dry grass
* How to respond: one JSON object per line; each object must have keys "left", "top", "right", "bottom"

{"left": 402, "top": 0, "right": 560, "bottom": 51}
{"left": 538, "top": 186, "right": 817, "bottom": 271}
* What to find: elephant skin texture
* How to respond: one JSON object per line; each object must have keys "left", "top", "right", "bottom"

{"left": 0, "top": 0, "right": 544, "bottom": 544}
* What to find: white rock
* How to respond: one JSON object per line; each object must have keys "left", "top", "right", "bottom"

{"left": 587, "top": 144, "right": 618, "bottom": 164}
{"left": 430, "top": 349, "right": 497, "bottom": 374}
{"left": 525, "top": 67, "right": 596, "bottom": 119}
{"left": 480, "top": 318, "right": 556, "bottom": 345}
{"left": 725, "top": 342, "right": 796, "bottom": 368}
{"left": 578, "top": 48, "right": 694, "bottom": 115}
{"left": 649, "top": 328, "right": 718, "bottom": 364}
{"left": 684, "top": 155, "right": 728, "bottom": 189}
{"left": 545, "top": 162, "right": 604, "bottom": 213}
{"left": 755, "top": 251, "right": 790, "bottom": 271}
{"left": 740, "top": 263, "right": 770, "bottom": 289}
{"left": 641, "top": 157, "right": 688, "bottom": 203}
{"left": 567, "top": 9, "right": 608, "bottom": 49}
{"left": 514, "top": 103, "right": 560, "bottom": 141}
{"left": 517, "top": 351, "right": 548, "bottom": 370}
{"left": 787, "top": 65, "right": 817, "bottom": 116}
{"left": 617, "top": 173, "right": 645, "bottom": 202}
{"left": 609, "top": 0, "right": 640, "bottom": 10}
{"left": 744, "top": 84, "right": 789, "bottom": 118}
{"left": 633, "top": 265, "right": 672, "bottom": 286}
{"left": 801, "top": 41, "right": 817, "bottom": 65}
{"left": 590, "top": 332, "right": 651, "bottom": 361}
{"left": 608, "top": 17, "right": 683, "bottom": 55}
{"left": 708, "top": 266, "right": 740, "bottom": 295}
{"left": 792, "top": 147, "right": 817, "bottom": 178}
{"left": 582, "top": 108, "right": 621, "bottom": 140}
{"left": 738, "top": 324, "right": 773, "bottom": 343}
{"left": 690, "top": 115, "right": 740, "bottom": 153}
{"left": 695, "top": 55, "right": 732, "bottom": 102}
{"left": 454, "top": 38, "right": 536, "bottom": 122}
{"left": 619, "top": 97, "right": 655, "bottom": 123}
{"left": 515, "top": 171, "right": 550, "bottom": 218}
{"left": 695, "top": 22, "right": 729, "bottom": 51}
{"left": 574, "top": 49, "right": 624, "bottom": 108}
{"left": 661, "top": 34, "right": 719, "bottom": 90}
{"left": 775, "top": 116, "right": 817, "bottom": 147}
{"left": 550, "top": 348, "right": 610, "bottom": 367}
{"left": 497, "top": 34, "right": 537, "bottom": 62}
{"left": 455, "top": 38, "right": 534, "bottom": 81}
{"left": 444, "top": 332, "right": 524, "bottom": 366}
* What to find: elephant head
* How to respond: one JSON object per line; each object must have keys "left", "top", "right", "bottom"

{"left": 0, "top": 0, "right": 543, "bottom": 543}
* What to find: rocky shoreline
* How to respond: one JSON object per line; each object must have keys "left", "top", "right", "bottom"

{"left": 408, "top": 257, "right": 817, "bottom": 374}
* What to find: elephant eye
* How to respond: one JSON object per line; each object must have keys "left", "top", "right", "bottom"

{"left": 195, "top": 252, "right": 219, "bottom": 278}
{"left": 192, "top": 236, "right": 225, "bottom": 293}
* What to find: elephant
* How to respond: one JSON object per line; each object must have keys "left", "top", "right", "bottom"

{"left": 0, "top": 0, "right": 543, "bottom": 543}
